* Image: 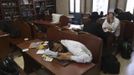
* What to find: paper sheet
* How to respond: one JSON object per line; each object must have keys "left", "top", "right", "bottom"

{"left": 22, "top": 48, "right": 29, "bottom": 52}
{"left": 36, "top": 49, "right": 45, "bottom": 54}
{"left": 42, "top": 54, "right": 53, "bottom": 62}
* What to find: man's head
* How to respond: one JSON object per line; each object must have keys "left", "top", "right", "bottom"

{"left": 107, "top": 12, "right": 115, "bottom": 23}
{"left": 48, "top": 40, "right": 68, "bottom": 52}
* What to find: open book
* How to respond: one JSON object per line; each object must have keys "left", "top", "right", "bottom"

{"left": 29, "top": 41, "right": 43, "bottom": 49}
{"left": 29, "top": 41, "right": 48, "bottom": 49}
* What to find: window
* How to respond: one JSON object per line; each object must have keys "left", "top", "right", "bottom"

{"left": 69, "top": 0, "right": 80, "bottom": 13}
{"left": 92, "top": 0, "right": 109, "bottom": 15}
{"left": 126, "top": 0, "right": 134, "bottom": 14}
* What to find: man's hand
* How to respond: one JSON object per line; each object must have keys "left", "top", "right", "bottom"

{"left": 104, "top": 27, "right": 112, "bottom": 32}
{"left": 57, "top": 52, "right": 73, "bottom": 60}
{"left": 107, "top": 27, "right": 112, "bottom": 32}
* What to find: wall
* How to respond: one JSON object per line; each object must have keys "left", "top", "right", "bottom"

{"left": 109, "top": 0, "right": 116, "bottom": 11}
{"left": 117, "top": 0, "right": 127, "bottom": 11}
{"left": 56, "top": 0, "right": 85, "bottom": 15}
{"left": 56, "top": 0, "right": 127, "bottom": 15}
{"left": 85, "top": 0, "right": 92, "bottom": 14}
{"left": 56, "top": 0, "right": 69, "bottom": 16}
{"left": 80, "top": 0, "right": 85, "bottom": 13}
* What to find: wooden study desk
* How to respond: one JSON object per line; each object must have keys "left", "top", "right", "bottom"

{"left": 33, "top": 19, "right": 55, "bottom": 28}
{"left": 18, "top": 40, "right": 96, "bottom": 75}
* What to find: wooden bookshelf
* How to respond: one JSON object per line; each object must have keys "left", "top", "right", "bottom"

{"left": 0, "top": 0, "right": 20, "bottom": 20}
{"left": 19, "top": 0, "right": 34, "bottom": 20}
{"left": 33, "top": 0, "right": 46, "bottom": 16}
{"left": 0, "top": 0, "right": 56, "bottom": 20}
{"left": 45, "top": 0, "right": 56, "bottom": 14}
{"left": 33, "top": 0, "right": 56, "bottom": 16}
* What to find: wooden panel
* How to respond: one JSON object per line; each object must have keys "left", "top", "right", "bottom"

{"left": 0, "top": 36, "right": 11, "bottom": 59}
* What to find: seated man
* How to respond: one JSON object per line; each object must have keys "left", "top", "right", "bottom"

{"left": 44, "top": 39, "right": 92, "bottom": 63}
{"left": 102, "top": 12, "right": 120, "bottom": 48}
{"left": 102, "top": 12, "right": 120, "bottom": 38}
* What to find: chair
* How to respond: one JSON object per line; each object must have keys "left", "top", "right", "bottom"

{"left": 71, "top": 13, "right": 82, "bottom": 25}
{"left": 119, "top": 20, "right": 134, "bottom": 42}
{"left": 58, "top": 15, "right": 69, "bottom": 27}
{"left": 91, "top": 12, "right": 99, "bottom": 22}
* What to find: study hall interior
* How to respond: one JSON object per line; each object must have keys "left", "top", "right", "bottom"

{"left": 0, "top": 0, "right": 134, "bottom": 75}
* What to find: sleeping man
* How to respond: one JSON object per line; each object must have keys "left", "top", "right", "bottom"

{"left": 44, "top": 39, "right": 92, "bottom": 63}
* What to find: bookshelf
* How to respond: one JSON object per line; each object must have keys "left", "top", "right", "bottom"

{"left": 0, "top": 0, "right": 20, "bottom": 20}
{"left": 0, "top": 0, "right": 56, "bottom": 20}
{"left": 34, "top": 0, "right": 46, "bottom": 16}
{"left": 19, "top": 0, "right": 34, "bottom": 20}
{"left": 33, "top": 0, "right": 56, "bottom": 16}
{"left": 45, "top": 0, "right": 56, "bottom": 14}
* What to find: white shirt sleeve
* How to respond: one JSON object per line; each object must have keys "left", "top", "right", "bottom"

{"left": 111, "top": 18, "right": 120, "bottom": 33}
{"left": 43, "top": 49, "right": 58, "bottom": 58}
{"left": 114, "top": 23, "right": 120, "bottom": 37}
{"left": 102, "top": 20, "right": 109, "bottom": 32}
{"left": 70, "top": 53, "right": 92, "bottom": 63}
{"left": 61, "top": 40, "right": 92, "bottom": 63}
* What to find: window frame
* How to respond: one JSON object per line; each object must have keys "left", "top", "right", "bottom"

{"left": 125, "top": 0, "right": 134, "bottom": 14}
{"left": 92, "top": 0, "right": 110, "bottom": 15}
{"left": 69, "top": 0, "right": 81, "bottom": 14}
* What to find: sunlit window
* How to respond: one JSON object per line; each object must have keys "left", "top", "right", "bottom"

{"left": 69, "top": 0, "right": 80, "bottom": 13}
{"left": 126, "top": 0, "right": 134, "bottom": 14}
{"left": 92, "top": 0, "right": 109, "bottom": 15}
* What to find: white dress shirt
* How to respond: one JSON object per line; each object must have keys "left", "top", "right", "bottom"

{"left": 102, "top": 17, "right": 120, "bottom": 37}
{"left": 60, "top": 40, "right": 92, "bottom": 63}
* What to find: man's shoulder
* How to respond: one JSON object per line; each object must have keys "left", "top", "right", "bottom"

{"left": 61, "top": 40, "right": 82, "bottom": 45}
{"left": 114, "top": 17, "right": 120, "bottom": 22}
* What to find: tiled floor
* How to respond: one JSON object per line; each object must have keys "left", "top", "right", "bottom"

{"left": 14, "top": 54, "right": 131, "bottom": 75}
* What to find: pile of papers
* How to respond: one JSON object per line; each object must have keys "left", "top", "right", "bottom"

{"left": 42, "top": 54, "right": 53, "bottom": 62}
{"left": 36, "top": 48, "right": 54, "bottom": 62}
{"left": 27, "top": 41, "right": 54, "bottom": 62}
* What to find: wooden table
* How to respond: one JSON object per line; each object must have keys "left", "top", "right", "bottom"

{"left": 33, "top": 19, "right": 54, "bottom": 28}
{"left": 17, "top": 40, "right": 96, "bottom": 75}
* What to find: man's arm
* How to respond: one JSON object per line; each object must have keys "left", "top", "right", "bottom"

{"left": 57, "top": 52, "right": 72, "bottom": 60}
{"left": 102, "top": 20, "right": 109, "bottom": 32}
{"left": 111, "top": 18, "right": 120, "bottom": 33}
{"left": 70, "top": 54, "right": 92, "bottom": 63}
{"left": 57, "top": 52, "right": 92, "bottom": 63}
{"left": 44, "top": 49, "right": 92, "bottom": 63}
